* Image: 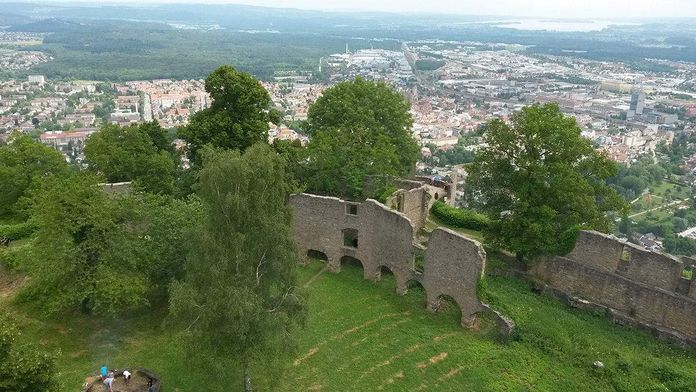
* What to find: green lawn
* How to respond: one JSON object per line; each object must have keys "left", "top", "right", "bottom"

{"left": 423, "top": 216, "right": 485, "bottom": 243}
{"left": 3, "top": 259, "right": 696, "bottom": 391}
{"left": 631, "top": 182, "right": 690, "bottom": 216}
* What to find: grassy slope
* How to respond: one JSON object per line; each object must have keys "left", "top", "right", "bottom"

{"left": 2, "top": 259, "right": 696, "bottom": 391}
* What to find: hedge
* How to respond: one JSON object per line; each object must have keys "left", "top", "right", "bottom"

{"left": 430, "top": 201, "right": 490, "bottom": 231}
{"left": 0, "top": 222, "right": 36, "bottom": 241}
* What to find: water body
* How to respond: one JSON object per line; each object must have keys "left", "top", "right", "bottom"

{"left": 494, "top": 19, "right": 638, "bottom": 32}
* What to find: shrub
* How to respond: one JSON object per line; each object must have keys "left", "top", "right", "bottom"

{"left": 430, "top": 201, "right": 490, "bottom": 231}
{"left": 373, "top": 184, "right": 397, "bottom": 204}
{"left": 0, "top": 221, "right": 35, "bottom": 241}
{"left": 0, "top": 247, "right": 25, "bottom": 270}
{"left": 0, "top": 316, "right": 57, "bottom": 392}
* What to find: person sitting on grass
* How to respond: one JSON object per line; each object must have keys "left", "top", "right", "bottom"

{"left": 123, "top": 369, "right": 132, "bottom": 385}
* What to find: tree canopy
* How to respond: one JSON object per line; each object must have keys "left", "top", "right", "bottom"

{"left": 84, "top": 122, "right": 177, "bottom": 194}
{"left": 180, "top": 65, "right": 278, "bottom": 165}
{"left": 0, "top": 133, "right": 69, "bottom": 218}
{"left": 21, "top": 172, "right": 202, "bottom": 314}
{"left": 305, "top": 77, "right": 419, "bottom": 198}
{"left": 169, "top": 143, "right": 306, "bottom": 391}
{"left": 467, "top": 103, "right": 626, "bottom": 259}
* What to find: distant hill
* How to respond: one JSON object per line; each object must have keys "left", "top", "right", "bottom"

{"left": 0, "top": 12, "right": 31, "bottom": 26}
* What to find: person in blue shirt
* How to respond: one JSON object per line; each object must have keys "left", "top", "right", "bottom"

{"left": 100, "top": 365, "right": 108, "bottom": 380}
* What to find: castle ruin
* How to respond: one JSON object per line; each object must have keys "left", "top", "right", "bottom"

{"left": 289, "top": 193, "right": 508, "bottom": 328}
{"left": 529, "top": 230, "right": 696, "bottom": 346}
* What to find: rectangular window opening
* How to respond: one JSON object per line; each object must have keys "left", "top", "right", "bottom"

{"left": 346, "top": 203, "right": 358, "bottom": 216}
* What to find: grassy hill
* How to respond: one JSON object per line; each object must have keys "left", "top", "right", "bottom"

{"left": 2, "top": 255, "right": 695, "bottom": 391}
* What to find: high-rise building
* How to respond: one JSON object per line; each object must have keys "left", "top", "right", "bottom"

{"left": 627, "top": 90, "right": 645, "bottom": 119}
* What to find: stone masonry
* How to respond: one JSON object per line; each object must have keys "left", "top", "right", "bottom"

{"left": 289, "top": 193, "right": 491, "bottom": 327}
{"left": 529, "top": 230, "right": 696, "bottom": 345}
{"left": 423, "top": 228, "right": 487, "bottom": 326}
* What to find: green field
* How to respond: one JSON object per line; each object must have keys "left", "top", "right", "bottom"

{"left": 2, "top": 257, "right": 696, "bottom": 391}
{"left": 630, "top": 182, "right": 691, "bottom": 217}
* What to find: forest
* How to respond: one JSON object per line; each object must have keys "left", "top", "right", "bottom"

{"left": 8, "top": 19, "right": 400, "bottom": 81}
{"left": 2, "top": 3, "right": 696, "bottom": 81}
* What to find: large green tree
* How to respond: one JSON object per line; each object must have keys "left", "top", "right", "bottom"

{"left": 305, "top": 77, "right": 419, "bottom": 197}
{"left": 23, "top": 172, "right": 148, "bottom": 314}
{"left": 467, "top": 103, "right": 626, "bottom": 259}
{"left": 180, "top": 65, "right": 278, "bottom": 165}
{"left": 169, "top": 143, "right": 306, "bottom": 391}
{"left": 0, "top": 133, "right": 69, "bottom": 218}
{"left": 84, "top": 122, "right": 176, "bottom": 194}
{"left": 22, "top": 173, "right": 201, "bottom": 314}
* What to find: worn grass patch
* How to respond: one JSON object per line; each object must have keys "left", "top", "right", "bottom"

{"left": 1, "top": 260, "right": 695, "bottom": 391}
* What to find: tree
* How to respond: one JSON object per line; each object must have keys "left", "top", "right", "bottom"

{"left": 21, "top": 170, "right": 203, "bottom": 314}
{"left": 0, "top": 133, "right": 69, "bottom": 218}
{"left": 271, "top": 139, "right": 307, "bottom": 191}
{"left": 180, "top": 65, "right": 277, "bottom": 165}
{"left": 305, "top": 77, "right": 419, "bottom": 197}
{"left": 0, "top": 316, "right": 57, "bottom": 392}
{"left": 84, "top": 122, "right": 176, "bottom": 194}
{"left": 467, "top": 103, "right": 626, "bottom": 259}
{"left": 116, "top": 193, "right": 204, "bottom": 288}
{"left": 169, "top": 144, "right": 306, "bottom": 391}
{"left": 23, "top": 172, "right": 149, "bottom": 314}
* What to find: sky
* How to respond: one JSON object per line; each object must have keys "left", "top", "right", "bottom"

{"left": 33, "top": 0, "right": 696, "bottom": 18}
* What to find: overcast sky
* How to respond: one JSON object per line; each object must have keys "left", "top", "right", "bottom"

{"left": 38, "top": 0, "right": 696, "bottom": 18}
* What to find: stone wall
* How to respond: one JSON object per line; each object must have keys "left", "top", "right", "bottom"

{"left": 392, "top": 187, "right": 430, "bottom": 230}
{"left": 529, "top": 230, "right": 696, "bottom": 345}
{"left": 289, "top": 193, "right": 492, "bottom": 328}
{"left": 289, "top": 193, "right": 415, "bottom": 290}
{"left": 100, "top": 181, "right": 132, "bottom": 195}
{"left": 423, "top": 228, "right": 486, "bottom": 326}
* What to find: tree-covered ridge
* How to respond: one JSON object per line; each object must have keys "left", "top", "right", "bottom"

{"left": 11, "top": 20, "right": 400, "bottom": 81}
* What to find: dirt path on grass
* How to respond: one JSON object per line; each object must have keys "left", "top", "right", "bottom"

{"left": 0, "top": 265, "right": 28, "bottom": 301}
{"left": 303, "top": 265, "right": 329, "bottom": 288}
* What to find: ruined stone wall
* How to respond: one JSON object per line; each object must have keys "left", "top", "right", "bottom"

{"left": 394, "top": 187, "right": 430, "bottom": 231}
{"left": 288, "top": 193, "right": 415, "bottom": 289}
{"left": 530, "top": 230, "right": 696, "bottom": 344}
{"left": 289, "top": 193, "right": 490, "bottom": 328}
{"left": 362, "top": 175, "right": 430, "bottom": 230}
{"left": 423, "top": 228, "right": 486, "bottom": 326}
{"left": 100, "top": 181, "right": 132, "bottom": 195}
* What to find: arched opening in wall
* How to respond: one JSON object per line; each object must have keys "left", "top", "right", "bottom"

{"left": 404, "top": 279, "right": 426, "bottom": 305}
{"left": 307, "top": 249, "right": 328, "bottom": 262}
{"left": 375, "top": 265, "right": 396, "bottom": 289}
{"left": 340, "top": 255, "right": 364, "bottom": 277}
{"left": 342, "top": 228, "right": 359, "bottom": 249}
{"left": 434, "top": 192, "right": 439, "bottom": 200}
{"left": 434, "top": 294, "right": 462, "bottom": 326}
